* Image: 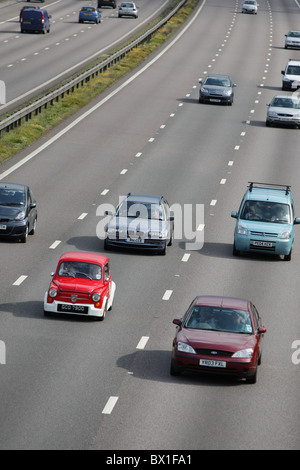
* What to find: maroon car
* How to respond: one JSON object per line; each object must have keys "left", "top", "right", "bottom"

{"left": 170, "top": 296, "right": 266, "bottom": 384}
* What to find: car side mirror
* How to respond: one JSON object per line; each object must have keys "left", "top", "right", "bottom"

{"left": 231, "top": 211, "right": 238, "bottom": 219}
{"left": 50, "top": 272, "right": 55, "bottom": 277}
{"left": 233, "top": 83, "right": 237, "bottom": 87}
{"left": 104, "top": 274, "right": 110, "bottom": 282}
{"left": 294, "top": 217, "right": 300, "bottom": 225}
{"left": 199, "top": 79, "right": 203, "bottom": 84}
{"left": 49, "top": 15, "right": 52, "bottom": 19}
{"left": 281, "top": 70, "right": 285, "bottom": 75}
{"left": 105, "top": 210, "right": 113, "bottom": 216}
{"left": 30, "top": 202, "right": 37, "bottom": 209}
{"left": 172, "top": 318, "right": 182, "bottom": 327}
{"left": 258, "top": 326, "right": 267, "bottom": 334}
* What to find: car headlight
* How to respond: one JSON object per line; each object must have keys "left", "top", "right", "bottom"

{"left": 15, "top": 211, "right": 26, "bottom": 221}
{"left": 279, "top": 230, "right": 291, "bottom": 239}
{"left": 232, "top": 348, "right": 253, "bottom": 358}
{"left": 49, "top": 288, "right": 57, "bottom": 298}
{"left": 268, "top": 111, "right": 277, "bottom": 117}
{"left": 223, "top": 89, "right": 232, "bottom": 96}
{"left": 92, "top": 293, "right": 101, "bottom": 302}
{"left": 237, "top": 224, "right": 248, "bottom": 235}
{"left": 107, "top": 227, "right": 119, "bottom": 234}
{"left": 149, "top": 231, "right": 163, "bottom": 238}
{"left": 177, "top": 341, "right": 196, "bottom": 354}
{"left": 201, "top": 87, "right": 209, "bottom": 94}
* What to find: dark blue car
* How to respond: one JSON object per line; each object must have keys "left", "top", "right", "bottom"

{"left": 20, "top": 9, "right": 51, "bottom": 34}
{"left": 79, "top": 6, "right": 101, "bottom": 24}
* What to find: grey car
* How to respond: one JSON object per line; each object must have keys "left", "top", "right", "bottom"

{"left": 266, "top": 95, "right": 300, "bottom": 128}
{"left": 285, "top": 31, "right": 300, "bottom": 49}
{"left": 0, "top": 182, "right": 37, "bottom": 243}
{"left": 199, "top": 74, "right": 236, "bottom": 105}
{"left": 118, "top": 2, "right": 138, "bottom": 18}
{"left": 104, "top": 194, "right": 174, "bottom": 255}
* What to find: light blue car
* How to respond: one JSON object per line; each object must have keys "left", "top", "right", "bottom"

{"left": 231, "top": 182, "right": 300, "bottom": 261}
{"left": 79, "top": 6, "right": 101, "bottom": 24}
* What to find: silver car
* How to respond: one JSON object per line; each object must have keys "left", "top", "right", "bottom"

{"left": 118, "top": 2, "right": 138, "bottom": 18}
{"left": 199, "top": 74, "right": 236, "bottom": 105}
{"left": 285, "top": 31, "right": 300, "bottom": 49}
{"left": 242, "top": 0, "right": 258, "bottom": 13}
{"left": 266, "top": 95, "right": 300, "bottom": 128}
{"left": 104, "top": 194, "right": 174, "bottom": 255}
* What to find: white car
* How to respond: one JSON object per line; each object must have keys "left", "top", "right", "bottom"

{"left": 118, "top": 2, "right": 138, "bottom": 18}
{"left": 281, "top": 59, "right": 300, "bottom": 91}
{"left": 242, "top": 0, "right": 258, "bottom": 14}
{"left": 285, "top": 31, "right": 300, "bottom": 49}
{"left": 266, "top": 95, "right": 300, "bottom": 128}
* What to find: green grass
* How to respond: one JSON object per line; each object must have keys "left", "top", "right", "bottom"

{"left": 0, "top": 0, "right": 198, "bottom": 163}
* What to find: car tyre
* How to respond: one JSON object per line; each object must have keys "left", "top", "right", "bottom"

{"left": 246, "top": 366, "right": 257, "bottom": 384}
{"left": 266, "top": 120, "right": 271, "bottom": 127}
{"left": 170, "top": 361, "right": 181, "bottom": 376}
{"left": 29, "top": 218, "right": 37, "bottom": 235}
{"left": 159, "top": 241, "right": 167, "bottom": 256}
{"left": 21, "top": 225, "right": 29, "bottom": 243}
{"left": 284, "top": 249, "right": 292, "bottom": 261}
{"left": 233, "top": 242, "right": 240, "bottom": 256}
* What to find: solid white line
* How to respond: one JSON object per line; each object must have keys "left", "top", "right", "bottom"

{"left": 49, "top": 240, "right": 61, "bottom": 249}
{"left": 162, "top": 290, "right": 173, "bottom": 300}
{"left": 102, "top": 396, "right": 119, "bottom": 414}
{"left": 136, "top": 336, "right": 149, "bottom": 350}
{"left": 0, "top": 0, "right": 207, "bottom": 181}
{"left": 13, "top": 275, "right": 27, "bottom": 286}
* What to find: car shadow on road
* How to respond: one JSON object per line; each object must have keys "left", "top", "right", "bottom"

{"left": 117, "top": 350, "right": 244, "bottom": 387}
{"left": 187, "top": 241, "right": 282, "bottom": 262}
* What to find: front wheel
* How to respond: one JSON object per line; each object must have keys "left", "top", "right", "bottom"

{"left": 233, "top": 242, "right": 240, "bottom": 256}
{"left": 284, "top": 249, "right": 292, "bottom": 261}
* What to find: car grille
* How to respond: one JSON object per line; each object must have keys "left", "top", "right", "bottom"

{"left": 195, "top": 348, "right": 233, "bottom": 357}
{"left": 277, "top": 113, "right": 294, "bottom": 117}
{"left": 250, "top": 230, "right": 277, "bottom": 237}
{"left": 58, "top": 290, "right": 90, "bottom": 302}
{"left": 128, "top": 229, "right": 145, "bottom": 238}
{"left": 0, "top": 217, "right": 10, "bottom": 223}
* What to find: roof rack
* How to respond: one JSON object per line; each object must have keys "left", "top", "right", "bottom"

{"left": 248, "top": 182, "right": 291, "bottom": 195}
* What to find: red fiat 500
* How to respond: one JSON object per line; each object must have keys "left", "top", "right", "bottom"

{"left": 44, "top": 251, "right": 116, "bottom": 320}
{"left": 170, "top": 296, "right": 266, "bottom": 384}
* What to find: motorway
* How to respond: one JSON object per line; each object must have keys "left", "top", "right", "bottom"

{"left": 0, "top": 0, "right": 170, "bottom": 109}
{"left": 0, "top": 0, "right": 300, "bottom": 451}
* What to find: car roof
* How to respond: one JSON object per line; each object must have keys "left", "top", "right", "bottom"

{"left": 286, "top": 59, "right": 300, "bottom": 65}
{"left": 126, "top": 194, "right": 164, "bottom": 204}
{"left": 0, "top": 182, "right": 28, "bottom": 191}
{"left": 245, "top": 184, "right": 291, "bottom": 203}
{"left": 58, "top": 251, "right": 109, "bottom": 265}
{"left": 205, "top": 73, "right": 230, "bottom": 79}
{"left": 193, "top": 296, "right": 250, "bottom": 310}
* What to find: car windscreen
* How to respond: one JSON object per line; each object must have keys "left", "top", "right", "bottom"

{"left": 185, "top": 306, "right": 253, "bottom": 334}
{"left": 240, "top": 201, "right": 291, "bottom": 223}
{"left": 58, "top": 261, "right": 102, "bottom": 280}
{"left": 271, "top": 98, "right": 300, "bottom": 109}
{"left": 288, "top": 32, "right": 300, "bottom": 38}
{"left": 116, "top": 201, "right": 164, "bottom": 220}
{"left": 286, "top": 66, "right": 300, "bottom": 75}
{"left": 0, "top": 188, "right": 25, "bottom": 206}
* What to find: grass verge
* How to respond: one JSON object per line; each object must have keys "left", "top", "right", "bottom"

{"left": 0, "top": 0, "right": 198, "bottom": 164}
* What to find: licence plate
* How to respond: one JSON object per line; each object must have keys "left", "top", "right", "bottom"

{"left": 58, "top": 304, "right": 88, "bottom": 314}
{"left": 210, "top": 98, "right": 221, "bottom": 102}
{"left": 125, "top": 238, "right": 144, "bottom": 243}
{"left": 0, "top": 225, "right": 7, "bottom": 230}
{"left": 252, "top": 241, "right": 273, "bottom": 247}
{"left": 23, "top": 21, "right": 31, "bottom": 24}
{"left": 200, "top": 359, "right": 226, "bottom": 368}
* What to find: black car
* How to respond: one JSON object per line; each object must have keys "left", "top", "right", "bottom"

{"left": 104, "top": 193, "right": 174, "bottom": 255}
{"left": 97, "top": 0, "right": 116, "bottom": 8}
{"left": 0, "top": 183, "right": 37, "bottom": 243}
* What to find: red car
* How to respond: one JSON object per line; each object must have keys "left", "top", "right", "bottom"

{"left": 170, "top": 296, "right": 266, "bottom": 384}
{"left": 44, "top": 251, "right": 116, "bottom": 320}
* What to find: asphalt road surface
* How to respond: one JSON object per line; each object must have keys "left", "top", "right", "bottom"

{"left": 0, "top": 0, "right": 299, "bottom": 450}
